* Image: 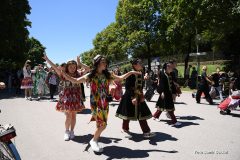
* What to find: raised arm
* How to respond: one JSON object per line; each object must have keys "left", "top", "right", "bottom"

{"left": 61, "top": 71, "right": 88, "bottom": 84}
{"left": 43, "top": 53, "right": 62, "bottom": 76}
{"left": 77, "top": 56, "right": 91, "bottom": 73}
{"left": 112, "top": 71, "right": 141, "bottom": 81}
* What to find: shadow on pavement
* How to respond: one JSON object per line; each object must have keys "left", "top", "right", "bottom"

{"left": 101, "top": 146, "right": 178, "bottom": 160}
{"left": 174, "top": 102, "right": 187, "bottom": 105}
{"left": 160, "top": 120, "right": 199, "bottom": 128}
{"left": 220, "top": 112, "right": 240, "bottom": 118}
{"left": 72, "top": 134, "right": 122, "bottom": 146}
{"left": 128, "top": 132, "right": 178, "bottom": 144}
{"left": 176, "top": 115, "right": 204, "bottom": 120}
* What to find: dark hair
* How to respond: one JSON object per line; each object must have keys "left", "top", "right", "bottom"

{"left": 65, "top": 60, "right": 78, "bottom": 74}
{"left": 130, "top": 58, "right": 141, "bottom": 65}
{"left": 88, "top": 56, "right": 111, "bottom": 81}
{"left": 169, "top": 59, "right": 176, "bottom": 64}
{"left": 60, "top": 63, "right": 66, "bottom": 67}
{"left": 162, "top": 62, "right": 171, "bottom": 70}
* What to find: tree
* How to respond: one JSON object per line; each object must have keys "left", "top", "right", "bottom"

{"left": 0, "top": 0, "right": 31, "bottom": 70}
{"left": 24, "top": 37, "right": 46, "bottom": 67}
{"left": 93, "top": 22, "right": 127, "bottom": 64}
{"left": 116, "top": 0, "right": 162, "bottom": 70}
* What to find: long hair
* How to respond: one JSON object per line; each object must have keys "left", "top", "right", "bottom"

{"left": 65, "top": 60, "right": 78, "bottom": 76}
{"left": 88, "top": 55, "right": 111, "bottom": 81}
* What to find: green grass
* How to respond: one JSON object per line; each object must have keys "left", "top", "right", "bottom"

{"left": 181, "top": 87, "right": 196, "bottom": 92}
{"left": 177, "top": 64, "right": 225, "bottom": 78}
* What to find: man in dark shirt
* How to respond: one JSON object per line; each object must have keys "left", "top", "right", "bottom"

{"left": 209, "top": 67, "right": 223, "bottom": 100}
{"left": 196, "top": 66, "right": 214, "bottom": 104}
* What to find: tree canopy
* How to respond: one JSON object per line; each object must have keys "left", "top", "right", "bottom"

{"left": 81, "top": 0, "right": 240, "bottom": 70}
{"left": 0, "top": 0, "right": 46, "bottom": 71}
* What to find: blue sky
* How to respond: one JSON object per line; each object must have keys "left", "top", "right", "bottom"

{"left": 28, "top": 0, "right": 119, "bottom": 64}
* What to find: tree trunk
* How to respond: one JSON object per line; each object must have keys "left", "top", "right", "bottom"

{"left": 184, "top": 37, "right": 192, "bottom": 76}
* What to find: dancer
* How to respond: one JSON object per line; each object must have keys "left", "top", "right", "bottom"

{"left": 116, "top": 58, "right": 155, "bottom": 138}
{"left": 43, "top": 54, "right": 87, "bottom": 141}
{"left": 153, "top": 63, "right": 181, "bottom": 126}
{"left": 169, "top": 60, "right": 180, "bottom": 102}
{"left": 20, "top": 60, "right": 34, "bottom": 100}
{"left": 61, "top": 54, "right": 141, "bottom": 153}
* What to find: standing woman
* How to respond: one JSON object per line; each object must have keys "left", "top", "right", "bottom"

{"left": 153, "top": 63, "right": 181, "bottom": 126}
{"left": 116, "top": 58, "right": 155, "bottom": 138}
{"left": 20, "top": 60, "right": 34, "bottom": 100}
{"left": 43, "top": 54, "right": 86, "bottom": 141}
{"left": 60, "top": 54, "right": 140, "bottom": 153}
{"left": 32, "top": 64, "right": 49, "bottom": 100}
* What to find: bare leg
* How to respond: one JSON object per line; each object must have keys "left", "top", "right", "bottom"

{"left": 28, "top": 89, "right": 32, "bottom": 98}
{"left": 93, "top": 126, "right": 106, "bottom": 141}
{"left": 70, "top": 112, "right": 76, "bottom": 131}
{"left": 25, "top": 89, "right": 28, "bottom": 98}
{"left": 65, "top": 112, "right": 72, "bottom": 131}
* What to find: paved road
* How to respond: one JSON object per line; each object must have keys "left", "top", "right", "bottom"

{"left": 0, "top": 88, "right": 240, "bottom": 160}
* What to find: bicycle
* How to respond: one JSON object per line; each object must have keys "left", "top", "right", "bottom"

{"left": 0, "top": 110, "right": 21, "bottom": 160}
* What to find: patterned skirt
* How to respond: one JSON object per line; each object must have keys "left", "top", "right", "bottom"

{"left": 20, "top": 77, "right": 33, "bottom": 89}
{"left": 56, "top": 87, "right": 85, "bottom": 112}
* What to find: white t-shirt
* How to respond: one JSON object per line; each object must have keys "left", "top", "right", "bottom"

{"left": 23, "top": 67, "right": 31, "bottom": 78}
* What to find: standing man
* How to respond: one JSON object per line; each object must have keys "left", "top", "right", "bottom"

{"left": 209, "top": 67, "right": 223, "bottom": 100}
{"left": 196, "top": 66, "right": 214, "bottom": 104}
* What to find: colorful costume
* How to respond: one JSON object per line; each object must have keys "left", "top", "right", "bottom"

{"left": 56, "top": 72, "right": 85, "bottom": 112}
{"left": 116, "top": 73, "right": 152, "bottom": 120}
{"left": 32, "top": 69, "right": 49, "bottom": 96}
{"left": 89, "top": 74, "right": 112, "bottom": 128}
{"left": 20, "top": 67, "right": 33, "bottom": 89}
{"left": 116, "top": 72, "right": 152, "bottom": 133}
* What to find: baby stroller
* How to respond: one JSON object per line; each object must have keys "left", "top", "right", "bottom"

{"left": 218, "top": 90, "right": 240, "bottom": 114}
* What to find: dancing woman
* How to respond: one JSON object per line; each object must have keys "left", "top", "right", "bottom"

{"left": 153, "top": 63, "right": 181, "bottom": 126}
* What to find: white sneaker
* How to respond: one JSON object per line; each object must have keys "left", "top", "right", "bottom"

{"left": 143, "top": 132, "right": 156, "bottom": 138}
{"left": 69, "top": 131, "right": 75, "bottom": 140}
{"left": 153, "top": 117, "right": 161, "bottom": 122}
{"left": 64, "top": 131, "right": 70, "bottom": 141}
{"left": 90, "top": 139, "right": 103, "bottom": 152}
{"left": 173, "top": 122, "right": 182, "bottom": 126}
{"left": 25, "top": 96, "right": 28, "bottom": 100}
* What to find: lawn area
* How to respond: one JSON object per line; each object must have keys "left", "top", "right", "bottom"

{"left": 177, "top": 64, "right": 225, "bottom": 78}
